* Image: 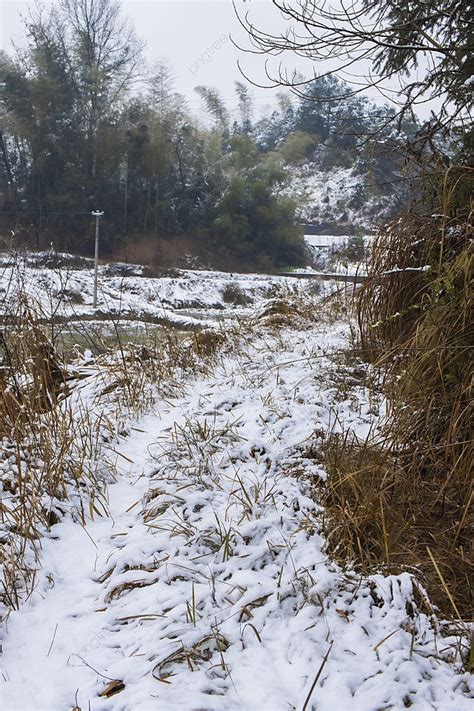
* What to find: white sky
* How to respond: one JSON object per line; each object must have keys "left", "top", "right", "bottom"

{"left": 0, "top": 0, "right": 434, "bottom": 120}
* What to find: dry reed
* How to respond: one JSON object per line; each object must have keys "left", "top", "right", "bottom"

{"left": 321, "top": 166, "right": 473, "bottom": 623}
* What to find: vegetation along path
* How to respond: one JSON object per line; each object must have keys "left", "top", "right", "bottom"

{"left": 1, "top": 300, "right": 471, "bottom": 710}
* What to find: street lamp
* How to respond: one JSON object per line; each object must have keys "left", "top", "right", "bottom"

{"left": 91, "top": 210, "right": 104, "bottom": 309}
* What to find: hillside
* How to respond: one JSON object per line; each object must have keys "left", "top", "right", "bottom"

{"left": 290, "top": 164, "right": 397, "bottom": 233}
{"left": 1, "top": 47, "right": 413, "bottom": 265}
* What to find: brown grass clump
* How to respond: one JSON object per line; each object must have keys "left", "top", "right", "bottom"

{"left": 221, "top": 282, "right": 250, "bottom": 306}
{"left": 319, "top": 433, "right": 472, "bottom": 619}
{"left": 318, "top": 433, "right": 404, "bottom": 567}
{"left": 357, "top": 215, "right": 436, "bottom": 354}
{"left": 255, "top": 295, "right": 320, "bottom": 329}
{"left": 0, "top": 299, "right": 110, "bottom": 609}
{"left": 191, "top": 329, "right": 227, "bottom": 358}
{"left": 320, "top": 167, "right": 473, "bottom": 622}
{"left": 0, "top": 301, "right": 67, "bottom": 423}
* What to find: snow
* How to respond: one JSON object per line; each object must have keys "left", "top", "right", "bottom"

{"left": 304, "top": 234, "right": 356, "bottom": 249}
{"left": 302, "top": 235, "right": 373, "bottom": 276}
{"left": 289, "top": 166, "right": 394, "bottom": 230}
{"left": 0, "top": 251, "right": 328, "bottom": 329}
{"left": 380, "top": 266, "right": 431, "bottom": 275}
{"left": 1, "top": 283, "right": 471, "bottom": 710}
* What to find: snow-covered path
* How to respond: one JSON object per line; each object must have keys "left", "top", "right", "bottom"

{"left": 1, "top": 318, "right": 472, "bottom": 710}
{"left": 1, "top": 419, "right": 161, "bottom": 710}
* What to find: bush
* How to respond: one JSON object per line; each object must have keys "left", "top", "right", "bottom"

{"left": 210, "top": 173, "right": 305, "bottom": 269}
{"left": 348, "top": 167, "right": 474, "bottom": 618}
{"left": 221, "top": 282, "right": 249, "bottom": 306}
{"left": 277, "top": 131, "right": 317, "bottom": 164}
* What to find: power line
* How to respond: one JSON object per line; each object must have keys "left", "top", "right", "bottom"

{"left": 0, "top": 209, "right": 97, "bottom": 216}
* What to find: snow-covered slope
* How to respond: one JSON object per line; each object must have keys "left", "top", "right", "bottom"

{"left": 289, "top": 165, "right": 395, "bottom": 232}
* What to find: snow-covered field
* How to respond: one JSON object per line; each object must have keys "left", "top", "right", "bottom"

{"left": 0, "top": 239, "right": 368, "bottom": 334}
{"left": 0, "top": 260, "right": 471, "bottom": 710}
{"left": 0, "top": 251, "right": 325, "bottom": 331}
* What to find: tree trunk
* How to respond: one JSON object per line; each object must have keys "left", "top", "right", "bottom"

{"left": 0, "top": 131, "right": 18, "bottom": 209}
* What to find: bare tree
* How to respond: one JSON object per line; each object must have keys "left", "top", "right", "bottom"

{"left": 61, "top": 0, "right": 145, "bottom": 177}
{"left": 234, "top": 0, "right": 473, "bottom": 135}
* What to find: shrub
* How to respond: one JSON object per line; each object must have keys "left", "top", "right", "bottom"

{"left": 221, "top": 282, "right": 249, "bottom": 306}
{"left": 211, "top": 174, "right": 305, "bottom": 268}
{"left": 352, "top": 167, "right": 473, "bottom": 618}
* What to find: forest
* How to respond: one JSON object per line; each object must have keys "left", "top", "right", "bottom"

{"left": 1, "top": 0, "right": 419, "bottom": 268}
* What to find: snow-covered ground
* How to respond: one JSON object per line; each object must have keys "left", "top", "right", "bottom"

{"left": 0, "top": 251, "right": 326, "bottom": 330}
{"left": 0, "top": 241, "right": 370, "bottom": 334}
{"left": 1, "top": 282, "right": 471, "bottom": 710}
{"left": 289, "top": 165, "right": 394, "bottom": 231}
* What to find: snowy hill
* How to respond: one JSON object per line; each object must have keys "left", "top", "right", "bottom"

{"left": 289, "top": 164, "right": 396, "bottom": 233}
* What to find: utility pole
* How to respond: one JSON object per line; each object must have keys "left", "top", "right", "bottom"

{"left": 92, "top": 210, "right": 104, "bottom": 309}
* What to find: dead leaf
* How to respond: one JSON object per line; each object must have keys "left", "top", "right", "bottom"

{"left": 98, "top": 680, "right": 125, "bottom": 698}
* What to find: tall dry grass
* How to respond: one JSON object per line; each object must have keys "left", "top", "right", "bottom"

{"left": 0, "top": 288, "right": 114, "bottom": 610}
{"left": 321, "top": 166, "right": 473, "bottom": 624}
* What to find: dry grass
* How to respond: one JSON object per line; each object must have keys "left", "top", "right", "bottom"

{"left": 357, "top": 214, "right": 436, "bottom": 355}
{"left": 318, "top": 167, "right": 473, "bottom": 624}
{"left": 0, "top": 263, "right": 235, "bottom": 613}
{"left": 0, "top": 295, "right": 111, "bottom": 610}
{"left": 221, "top": 282, "right": 250, "bottom": 306}
{"left": 318, "top": 432, "right": 472, "bottom": 620}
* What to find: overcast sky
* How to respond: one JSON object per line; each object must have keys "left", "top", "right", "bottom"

{"left": 1, "top": 0, "right": 433, "bottom": 120}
